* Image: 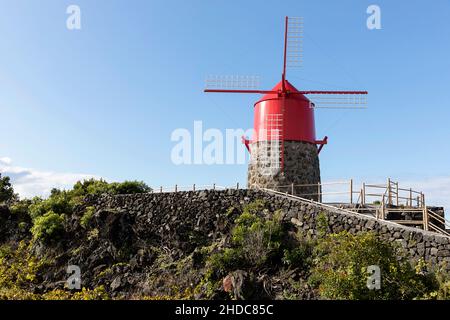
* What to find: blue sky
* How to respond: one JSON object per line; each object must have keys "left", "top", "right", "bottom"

{"left": 1, "top": 0, "right": 450, "bottom": 210}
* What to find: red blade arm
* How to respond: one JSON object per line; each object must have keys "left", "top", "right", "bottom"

{"left": 282, "top": 16, "right": 288, "bottom": 91}
{"left": 299, "top": 91, "right": 368, "bottom": 95}
{"left": 204, "top": 89, "right": 278, "bottom": 94}
{"left": 204, "top": 89, "right": 368, "bottom": 95}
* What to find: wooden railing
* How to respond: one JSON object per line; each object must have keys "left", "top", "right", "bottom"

{"left": 260, "top": 178, "right": 449, "bottom": 237}
{"left": 359, "top": 178, "right": 425, "bottom": 207}
{"left": 151, "top": 184, "right": 238, "bottom": 193}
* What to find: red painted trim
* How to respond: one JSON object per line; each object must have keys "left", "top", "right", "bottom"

{"left": 241, "top": 136, "right": 251, "bottom": 153}
{"left": 316, "top": 136, "right": 328, "bottom": 154}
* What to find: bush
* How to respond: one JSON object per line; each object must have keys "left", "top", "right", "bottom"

{"left": 0, "top": 241, "right": 47, "bottom": 290}
{"left": 29, "top": 193, "right": 72, "bottom": 220}
{"left": 316, "top": 212, "right": 329, "bottom": 238}
{"left": 231, "top": 205, "right": 283, "bottom": 267}
{"left": 72, "top": 179, "right": 109, "bottom": 196}
{"left": 108, "top": 181, "right": 152, "bottom": 195}
{"left": 72, "top": 179, "right": 151, "bottom": 197}
{"left": 30, "top": 211, "right": 65, "bottom": 243}
{"left": 204, "top": 201, "right": 285, "bottom": 287}
{"left": 10, "top": 200, "right": 32, "bottom": 216}
{"left": 206, "top": 248, "right": 244, "bottom": 280}
{"left": 309, "top": 231, "right": 435, "bottom": 300}
{"left": 0, "top": 241, "right": 109, "bottom": 300}
{"left": 80, "top": 206, "right": 95, "bottom": 229}
{"left": 25, "top": 179, "right": 151, "bottom": 241}
{"left": 0, "top": 173, "right": 15, "bottom": 204}
{"left": 420, "top": 261, "right": 450, "bottom": 300}
{"left": 41, "top": 286, "right": 110, "bottom": 300}
{"left": 282, "top": 244, "right": 313, "bottom": 270}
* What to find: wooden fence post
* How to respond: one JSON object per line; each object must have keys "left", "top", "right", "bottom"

{"left": 350, "top": 179, "right": 353, "bottom": 204}
{"left": 317, "top": 183, "right": 321, "bottom": 202}
{"left": 396, "top": 182, "right": 399, "bottom": 206}
{"left": 387, "top": 178, "right": 391, "bottom": 206}
{"left": 362, "top": 183, "right": 366, "bottom": 205}
{"left": 422, "top": 194, "right": 428, "bottom": 231}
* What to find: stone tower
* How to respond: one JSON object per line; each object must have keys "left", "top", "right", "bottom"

{"left": 247, "top": 141, "right": 321, "bottom": 201}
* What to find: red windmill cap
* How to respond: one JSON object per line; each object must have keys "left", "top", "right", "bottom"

{"left": 254, "top": 79, "right": 310, "bottom": 106}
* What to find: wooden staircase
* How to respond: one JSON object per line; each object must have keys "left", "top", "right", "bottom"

{"left": 256, "top": 178, "right": 450, "bottom": 237}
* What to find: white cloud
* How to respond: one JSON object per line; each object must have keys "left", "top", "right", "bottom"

{"left": 0, "top": 157, "right": 100, "bottom": 199}
{"left": 402, "top": 177, "right": 450, "bottom": 210}
{"left": 0, "top": 157, "right": 12, "bottom": 165}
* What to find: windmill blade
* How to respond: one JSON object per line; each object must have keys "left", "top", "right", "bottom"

{"left": 286, "top": 17, "right": 304, "bottom": 68}
{"left": 205, "top": 75, "right": 261, "bottom": 90}
{"left": 302, "top": 91, "right": 368, "bottom": 109}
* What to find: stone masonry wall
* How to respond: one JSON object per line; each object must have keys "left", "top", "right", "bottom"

{"left": 247, "top": 141, "right": 321, "bottom": 200}
{"left": 89, "top": 189, "right": 450, "bottom": 270}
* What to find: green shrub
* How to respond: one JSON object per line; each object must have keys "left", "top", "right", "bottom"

{"left": 206, "top": 248, "right": 244, "bottom": 280}
{"left": 29, "top": 192, "right": 72, "bottom": 220}
{"left": 72, "top": 179, "right": 111, "bottom": 197}
{"left": 0, "top": 173, "right": 15, "bottom": 204}
{"left": 231, "top": 208, "right": 283, "bottom": 267}
{"left": 309, "top": 231, "right": 435, "bottom": 300}
{"left": 18, "top": 222, "right": 29, "bottom": 232}
{"left": 72, "top": 179, "right": 152, "bottom": 197}
{"left": 10, "top": 200, "right": 32, "bottom": 216}
{"left": 204, "top": 201, "right": 285, "bottom": 286}
{"left": 0, "top": 241, "right": 109, "bottom": 300}
{"left": 80, "top": 206, "right": 95, "bottom": 229}
{"left": 0, "top": 241, "right": 47, "bottom": 290}
{"left": 316, "top": 212, "right": 329, "bottom": 238}
{"left": 30, "top": 211, "right": 65, "bottom": 243}
{"left": 282, "top": 244, "right": 313, "bottom": 269}
{"left": 108, "top": 181, "right": 152, "bottom": 195}
{"left": 41, "top": 286, "right": 110, "bottom": 300}
{"left": 419, "top": 261, "right": 450, "bottom": 300}
{"left": 24, "top": 179, "right": 151, "bottom": 241}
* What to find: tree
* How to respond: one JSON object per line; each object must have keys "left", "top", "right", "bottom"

{"left": 0, "top": 173, "right": 15, "bottom": 204}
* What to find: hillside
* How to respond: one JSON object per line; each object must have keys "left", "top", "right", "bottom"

{"left": 0, "top": 178, "right": 450, "bottom": 300}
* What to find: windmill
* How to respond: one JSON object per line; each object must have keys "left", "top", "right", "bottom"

{"left": 204, "top": 17, "right": 368, "bottom": 200}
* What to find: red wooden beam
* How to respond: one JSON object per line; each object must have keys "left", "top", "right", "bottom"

{"left": 282, "top": 16, "right": 288, "bottom": 92}
{"left": 299, "top": 91, "right": 368, "bottom": 95}
{"left": 204, "top": 89, "right": 278, "bottom": 94}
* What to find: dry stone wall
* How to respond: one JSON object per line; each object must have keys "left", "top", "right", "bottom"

{"left": 89, "top": 189, "right": 450, "bottom": 270}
